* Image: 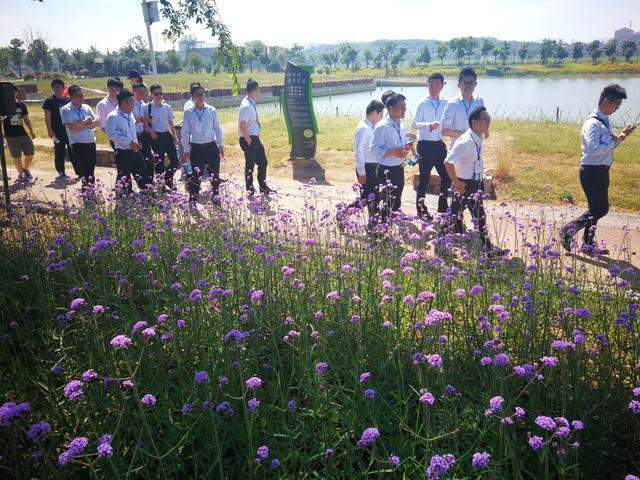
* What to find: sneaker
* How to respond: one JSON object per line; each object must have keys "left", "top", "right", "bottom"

{"left": 247, "top": 189, "right": 256, "bottom": 198}
{"left": 57, "top": 172, "right": 70, "bottom": 181}
{"left": 24, "top": 169, "right": 33, "bottom": 179}
{"left": 14, "top": 174, "right": 26, "bottom": 184}
{"left": 260, "top": 185, "right": 277, "bottom": 195}
{"left": 560, "top": 227, "right": 572, "bottom": 253}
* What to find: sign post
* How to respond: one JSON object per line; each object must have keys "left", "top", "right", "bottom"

{"left": 141, "top": 0, "right": 160, "bottom": 82}
{"left": 281, "top": 62, "right": 319, "bottom": 159}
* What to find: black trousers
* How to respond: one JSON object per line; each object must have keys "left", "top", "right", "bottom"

{"left": 347, "top": 163, "right": 379, "bottom": 218}
{"left": 53, "top": 134, "right": 80, "bottom": 176}
{"left": 137, "top": 131, "right": 152, "bottom": 171}
{"left": 417, "top": 140, "right": 450, "bottom": 216}
{"left": 149, "top": 131, "right": 179, "bottom": 187}
{"left": 115, "top": 149, "right": 149, "bottom": 195}
{"left": 377, "top": 164, "right": 404, "bottom": 223}
{"left": 70, "top": 142, "right": 96, "bottom": 190}
{"left": 239, "top": 135, "right": 268, "bottom": 192}
{"left": 187, "top": 141, "right": 221, "bottom": 201}
{"left": 450, "top": 179, "right": 491, "bottom": 247}
{"left": 565, "top": 165, "right": 610, "bottom": 245}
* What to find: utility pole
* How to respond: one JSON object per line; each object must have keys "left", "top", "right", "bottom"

{"left": 141, "top": 0, "right": 159, "bottom": 82}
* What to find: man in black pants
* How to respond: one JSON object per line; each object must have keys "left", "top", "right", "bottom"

{"left": 60, "top": 86, "right": 100, "bottom": 192}
{"left": 105, "top": 90, "right": 149, "bottom": 195}
{"left": 132, "top": 83, "right": 152, "bottom": 176}
{"left": 238, "top": 78, "right": 275, "bottom": 196}
{"left": 43, "top": 78, "right": 79, "bottom": 180}
{"left": 146, "top": 84, "right": 180, "bottom": 189}
{"left": 444, "top": 107, "right": 508, "bottom": 257}
{"left": 561, "top": 84, "right": 635, "bottom": 255}
{"left": 181, "top": 84, "right": 225, "bottom": 206}
{"left": 412, "top": 73, "right": 450, "bottom": 219}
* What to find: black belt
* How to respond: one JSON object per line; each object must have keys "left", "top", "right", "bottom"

{"left": 418, "top": 139, "right": 444, "bottom": 143}
{"left": 581, "top": 164, "right": 610, "bottom": 170}
{"left": 191, "top": 141, "right": 217, "bottom": 146}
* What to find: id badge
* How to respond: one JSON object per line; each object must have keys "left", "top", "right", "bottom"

{"left": 195, "top": 122, "right": 204, "bottom": 133}
{"left": 10, "top": 115, "right": 21, "bottom": 126}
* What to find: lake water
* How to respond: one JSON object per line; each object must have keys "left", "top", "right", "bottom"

{"left": 302, "top": 76, "right": 640, "bottom": 125}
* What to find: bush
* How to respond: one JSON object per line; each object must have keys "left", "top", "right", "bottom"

{"left": 23, "top": 72, "right": 36, "bottom": 81}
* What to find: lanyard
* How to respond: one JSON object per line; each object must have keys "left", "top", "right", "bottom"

{"left": 428, "top": 98, "right": 441, "bottom": 115}
{"left": 73, "top": 106, "right": 84, "bottom": 122}
{"left": 107, "top": 97, "right": 117, "bottom": 108}
{"left": 462, "top": 99, "right": 472, "bottom": 122}
{"left": 194, "top": 107, "right": 206, "bottom": 123}
{"left": 119, "top": 112, "right": 131, "bottom": 129}
{"left": 391, "top": 121, "right": 402, "bottom": 144}
{"left": 249, "top": 98, "right": 260, "bottom": 128}
{"left": 471, "top": 135, "right": 482, "bottom": 180}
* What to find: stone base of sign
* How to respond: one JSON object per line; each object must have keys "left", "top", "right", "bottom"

{"left": 96, "top": 148, "right": 116, "bottom": 168}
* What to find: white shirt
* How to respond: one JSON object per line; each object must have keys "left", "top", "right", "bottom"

{"left": 444, "top": 128, "right": 484, "bottom": 181}
{"left": 412, "top": 96, "right": 447, "bottom": 141}
{"left": 183, "top": 99, "right": 195, "bottom": 111}
{"left": 581, "top": 110, "right": 621, "bottom": 167}
{"left": 132, "top": 98, "right": 147, "bottom": 134}
{"left": 354, "top": 118, "right": 376, "bottom": 176}
{"left": 181, "top": 103, "right": 224, "bottom": 153}
{"left": 441, "top": 94, "right": 484, "bottom": 147}
{"left": 238, "top": 96, "right": 260, "bottom": 136}
{"left": 148, "top": 102, "right": 175, "bottom": 133}
{"left": 105, "top": 108, "right": 138, "bottom": 150}
{"left": 95, "top": 96, "right": 118, "bottom": 129}
{"left": 60, "top": 103, "right": 96, "bottom": 145}
{"left": 369, "top": 115, "right": 407, "bottom": 167}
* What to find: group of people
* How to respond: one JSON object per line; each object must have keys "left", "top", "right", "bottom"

{"left": 1, "top": 67, "right": 635, "bottom": 256}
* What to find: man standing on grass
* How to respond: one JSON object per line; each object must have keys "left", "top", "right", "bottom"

{"left": 444, "top": 106, "right": 508, "bottom": 258}
{"left": 60, "top": 85, "right": 100, "bottom": 192}
{"left": 43, "top": 78, "right": 80, "bottom": 181}
{"left": 369, "top": 93, "right": 409, "bottom": 224}
{"left": 146, "top": 83, "right": 180, "bottom": 190}
{"left": 442, "top": 68, "right": 485, "bottom": 148}
{"left": 560, "top": 84, "right": 635, "bottom": 255}
{"left": 105, "top": 89, "right": 149, "bottom": 196}
{"left": 3, "top": 85, "right": 36, "bottom": 184}
{"left": 338, "top": 99, "right": 385, "bottom": 230}
{"left": 412, "top": 73, "right": 450, "bottom": 220}
{"left": 96, "top": 78, "right": 124, "bottom": 143}
{"left": 181, "top": 83, "right": 225, "bottom": 206}
{"left": 238, "top": 79, "right": 275, "bottom": 197}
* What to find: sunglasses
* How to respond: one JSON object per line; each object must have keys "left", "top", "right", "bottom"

{"left": 152, "top": 91, "right": 163, "bottom": 96}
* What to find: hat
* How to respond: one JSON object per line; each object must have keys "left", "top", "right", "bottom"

{"left": 127, "top": 70, "right": 142, "bottom": 79}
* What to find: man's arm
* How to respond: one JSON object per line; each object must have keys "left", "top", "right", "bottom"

{"left": 441, "top": 103, "right": 463, "bottom": 139}
{"left": 444, "top": 162, "right": 465, "bottom": 194}
{"left": 23, "top": 115, "right": 36, "bottom": 139}
{"left": 180, "top": 112, "right": 191, "bottom": 157}
{"left": 212, "top": 110, "right": 224, "bottom": 158}
{"left": 44, "top": 109, "right": 55, "bottom": 139}
{"left": 354, "top": 127, "right": 367, "bottom": 178}
{"left": 238, "top": 105, "right": 252, "bottom": 145}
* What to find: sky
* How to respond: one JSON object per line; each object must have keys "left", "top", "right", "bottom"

{"left": 0, "top": 0, "right": 638, "bottom": 52}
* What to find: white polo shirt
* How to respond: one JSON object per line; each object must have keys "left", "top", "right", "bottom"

{"left": 354, "top": 118, "right": 376, "bottom": 176}
{"left": 95, "top": 96, "right": 118, "bottom": 129}
{"left": 412, "top": 96, "right": 447, "bottom": 141}
{"left": 441, "top": 94, "right": 484, "bottom": 147}
{"left": 238, "top": 96, "right": 260, "bottom": 136}
{"left": 444, "top": 128, "right": 484, "bottom": 181}
{"left": 148, "top": 102, "right": 175, "bottom": 133}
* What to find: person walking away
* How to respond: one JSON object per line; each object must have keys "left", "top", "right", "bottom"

{"left": 560, "top": 84, "right": 635, "bottom": 255}
{"left": 412, "top": 73, "right": 450, "bottom": 219}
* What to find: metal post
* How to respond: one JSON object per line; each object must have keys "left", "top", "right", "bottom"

{"left": 0, "top": 122, "right": 10, "bottom": 209}
{"left": 141, "top": 1, "right": 159, "bottom": 82}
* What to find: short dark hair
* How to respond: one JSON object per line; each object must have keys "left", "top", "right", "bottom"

{"left": 458, "top": 67, "right": 477, "bottom": 83}
{"left": 51, "top": 78, "right": 65, "bottom": 88}
{"left": 68, "top": 85, "right": 82, "bottom": 97}
{"left": 149, "top": 83, "right": 162, "bottom": 93}
{"left": 385, "top": 93, "right": 406, "bottom": 108}
{"left": 247, "top": 78, "right": 259, "bottom": 93}
{"left": 116, "top": 89, "right": 133, "bottom": 105}
{"left": 381, "top": 89, "right": 396, "bottom": 106}
{"left": 132, "top": 82, "right": 146, "bottom": 91}
{"left": 365, "top": 100, "right": 385, "bottom": 115}
{"left": 107, "top": 77, "right": 124, "bottom": 89}
{"left": 190, "top": 83, "right": 204, "bottom": 95}
{"left": 127, "top": 70, "right": 141, "bottom": 80}
{"left": 428, "top": 73, "right": 444, "bottom": 84}
{"left": 469, "top": 106, "right": 487, "bottom": 124}
{"left": 599, "top": 84, "right": 627, "bottom": 105}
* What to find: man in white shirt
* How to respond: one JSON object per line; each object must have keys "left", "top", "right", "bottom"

{"left": 60, "top": 85, "right": 100, "bottom": 192}
{"left": 105, "top": 90, "right": 149, "bottom": 195}
{"left": 444, "top": 106, "right": 508, "bottom": 257}
{"left": 238, "top": 78, "right": 275, "bottom": 196}
{"left": 441, "top": 68, "right": 485, "bottom": 148}
{"left": 95, "top": 78, "right": 123, "bottom": 144}
{"left": 412, "top": 73, "right": 450, "bottom": 219}
{"left": 146, "top": 83, "right": 180, "bottom": 189}
{"left": 369, "top": 93, "right": 410, "bottom": 224}
{"left": 181, "top": 83, "right": 225, "bottom": 205}
{"left": 338, "top": 99, "right": 385, "bottom": 230}
{"left": 131, "top": 83, "right": 152, "bottom": 176}
{"left": 183, "top": 82, "right": 201, "bottom": 111}
{"left": 561, "top": 84, "right": 635, "bottom": 255}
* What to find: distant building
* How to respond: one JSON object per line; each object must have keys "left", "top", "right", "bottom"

{"left": 614, "top": 27, "right": 640, "bottom": 44}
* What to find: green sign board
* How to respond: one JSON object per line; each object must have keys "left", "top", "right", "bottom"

{"left": 280, "top": 62, "right": 319, "bottom": 159}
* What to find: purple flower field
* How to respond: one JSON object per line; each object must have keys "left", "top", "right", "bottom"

{"left": 0, "top": 180, "right": 639, "bottom": 478}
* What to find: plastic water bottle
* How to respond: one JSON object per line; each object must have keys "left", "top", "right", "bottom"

{"left": 407, "top": 155, "right": 419, "bottom": 167}
{"left": 184, "top": 162, "right": 193, "bottom": 175}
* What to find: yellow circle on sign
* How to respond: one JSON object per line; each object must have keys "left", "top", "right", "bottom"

{"left": 303, "top": 129, "right": 314, "bottom": 138}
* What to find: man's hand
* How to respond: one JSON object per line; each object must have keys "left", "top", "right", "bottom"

{"left": 30, "top": 131, "right": 36, "bottom": 139}
{"left": 454, "top": 179, "right": 466, "bottom": 194}
{"left": 129, "top": 141, "right": 138, "bottom": 151}
{"left": 623, "top": 125, "right": 636, "bottom": 136}
{"left": 148, "top": 130, "right": 158, "bottom": 141}
{"left": 357, "top": 175, "right": 367, "bottom": 185}
{"left": 83, "top": 117, "right": 93, "bottom": 125}
{"left": 429, "top": 121, "right": 440, "bottom": 132}
{"left": 182, "top": 151, "right": 190, "bottom": 160}
{"left": 219, "top": 147, "right": 225, "bottom": 159}
{"left": 47, "top": 130, "right": 55, "bottom": 140}
{"left": 173, "top": 137, "right": 180, "bottom": 146}
{"left": 387, "top": 146, "right": 408, "bottom": 157}
{"left": 244, "top": 136, "right": 252, "bottom": 146}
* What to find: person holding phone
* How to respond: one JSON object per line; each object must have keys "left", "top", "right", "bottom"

{"left": 412, "top": 73, "right": 449, "bottom": 219}
{"left": 560, "top": 84, "right": 636, "bottom": 255}
{"left": 146, "top": 83, "right": 180, "bottom": 190}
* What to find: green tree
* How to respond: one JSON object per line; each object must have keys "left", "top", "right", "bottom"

{"left": 517, "top": 42, "right": 529, "bottom": 63}
{"left": 603, "top": 39, "right": 617, "bottom": 63}
{"left": 465, "top": 37, "right": 478, "bottom": 64}
{"left": 9, "top": 38, "right": 24, "bottom": 78}
{"left": 363, "top": 49, "right": 373, "bottom": 68}
{"left": 165, "top": 49, "right": 182, "bottom": 72}
{"left": 0, "top": 48, "right": 11, "bottom": 76}
{"left": 436, "top": 41, "right": 448, "bottom": 65}
{"left": 449, "top": 38, "right": 466, "bottom": 65}
{"left": 417, "top": 44, "right": 431, "bottom": 67}
{"left": 499, "top": 41, "right": 510, "bottom": 66}
{"left": 621, "top": 40, "right": 637, "bottom": 63}
{"left": 188, "top": 51, "right": 204, "bottom": 72}
{"left": 339, "top": 43, "right": 359, "bottom": 70}
{"left": 555, "top": 41, "right": 568, "bottom": 63}
{"left": 539, "top": 38, "right": 556, "bottom": 64}
{"left": 288, "top": 43, "right": 305, "bottom": 64}
{"left": 587, "top": 40, "right": 602, "bottom": 65}
{"left": 390, "top": 47, "right": 408, "bottom": 73}
{"left": 247, "top": 41, "right": 268, "bottom": 71}
{"left": 378, "top": 41, "right": 398, "bottom": 74}
{"left": 572, "top": 42, "right": 584, "bottom": 62}
{"left": 491, "top": 46, "right": 500, "bottom": 64}
{"left": 481, "top": 38, "right": 494, "bottom": 65}
{"left": 25, "top": 39, "right": 50, "bottom": 77}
